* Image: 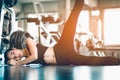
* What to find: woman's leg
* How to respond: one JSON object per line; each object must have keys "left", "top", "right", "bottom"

{"left": 56, "top": 0, "right": 84, "bottom": 48}
{"left": 54, "top": 0, "right": 120, "bottom": 65}
{"left": 69, "top": 52, "right": 120, "bottom": 65}
{"left": 54, "top": 0, "right": 84, "bottom": 64}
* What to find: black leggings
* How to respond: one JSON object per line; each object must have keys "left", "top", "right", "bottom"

{"left": 53, "top": 0, "right": 120, "bottom": 65}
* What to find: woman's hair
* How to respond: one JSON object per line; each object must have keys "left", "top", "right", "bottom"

{"left": 10, "top": 30, "right": 34, "bottom": 49}
{"left": 4, "top": 48, "right": 11, "bottom": 64}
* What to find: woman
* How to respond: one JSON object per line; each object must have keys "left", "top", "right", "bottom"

{"left": 4, "top": 0, "right": 120, "bottom": 66}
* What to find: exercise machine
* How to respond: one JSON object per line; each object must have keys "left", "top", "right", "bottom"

{"left": 28, "top": 2, "right": 63, "bottom": 47}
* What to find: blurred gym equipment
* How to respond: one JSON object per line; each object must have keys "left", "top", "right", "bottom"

{"left": 0, "top": 0, "right": 17, "bottom": 64}
{"left": 2, "top": 11, "right": 12, "bottom": 37}
{"left": 4, "top": 0, "right": 17, "bottom": 8}
{"left": 33, "top": 2, "right": 60, "bottom": 47}
{"left": 75, "top": 32, "right": 105, "bottom": 57}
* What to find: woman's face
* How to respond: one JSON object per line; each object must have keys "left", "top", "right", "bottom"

{"left": 7, "top": 49, "right": 23, "bottom": 61}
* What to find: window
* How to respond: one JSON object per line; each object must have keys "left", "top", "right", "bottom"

{"left": 76, "top": 10, "right": 89, "bottom": 33}
{"left": 104, "top": 8, "right": 120, "bottom": 46}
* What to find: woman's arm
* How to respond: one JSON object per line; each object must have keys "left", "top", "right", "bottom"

{"left": 17, "top": 38, "right": 38, "bottom": 65}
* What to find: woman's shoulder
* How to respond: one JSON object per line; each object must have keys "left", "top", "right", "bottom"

{"left": 26, "top": 37, "right": 36, "bottom": 44}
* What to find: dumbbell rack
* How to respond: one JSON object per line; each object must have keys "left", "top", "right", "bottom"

{"left": 0, "top": 0, "right": 17, "bottom": 64}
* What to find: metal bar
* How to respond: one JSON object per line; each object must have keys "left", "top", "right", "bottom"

{"left": 33, "top": 2, "right": 57, "bottom": 46}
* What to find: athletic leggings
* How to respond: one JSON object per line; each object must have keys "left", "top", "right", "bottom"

{"left": 53, "top": 0, "right": 120, "bottom": 65}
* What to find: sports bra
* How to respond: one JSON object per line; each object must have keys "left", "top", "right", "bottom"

{"left": 28, "top": 43, "right": 48, "bottom": 65}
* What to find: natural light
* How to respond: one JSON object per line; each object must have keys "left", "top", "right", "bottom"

{"left": 76, "top": 10, "right": 89, "bottom": 33}
{"left": 104, "top": 8, "right": 120, "bottom": 46}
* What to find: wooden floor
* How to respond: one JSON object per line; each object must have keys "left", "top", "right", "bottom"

{"left": 1, "top": 64, "right": 120, "bottom": 80}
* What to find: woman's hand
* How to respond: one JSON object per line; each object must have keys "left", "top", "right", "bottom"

{"left": 8, "top": 59, "right": 18, "bottom": 66}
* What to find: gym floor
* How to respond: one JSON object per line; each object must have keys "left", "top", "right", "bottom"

{"left": 1, "top": 64, "right": 120, "bottom": 80}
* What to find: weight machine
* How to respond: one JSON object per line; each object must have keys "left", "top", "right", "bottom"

{"left": 27, "top": 2, "right": 62, "bottom": 47}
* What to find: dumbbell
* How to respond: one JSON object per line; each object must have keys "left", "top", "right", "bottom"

{"left": 4, "top": 0, "right": 17, "bottom": 8}
{"left": 2, "top": 11, "right": 12, "bottom": 37}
